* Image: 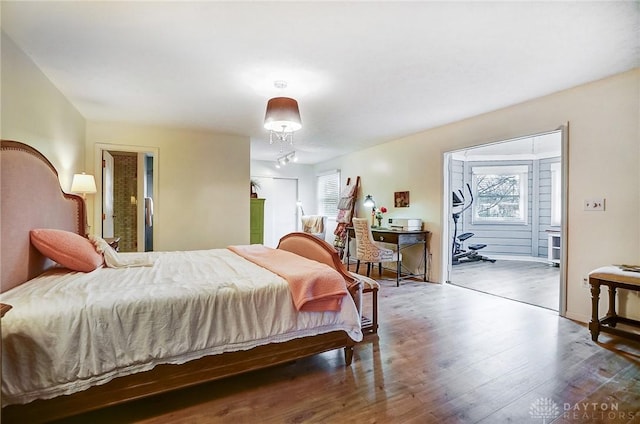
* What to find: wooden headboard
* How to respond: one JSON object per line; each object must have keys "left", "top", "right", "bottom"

{"left": 1, "top": 140, "right": 86, "bottom": 292}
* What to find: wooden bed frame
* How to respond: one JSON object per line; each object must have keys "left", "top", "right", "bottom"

{"left": 0, "top": 140, "right": 361, "bottom": 423}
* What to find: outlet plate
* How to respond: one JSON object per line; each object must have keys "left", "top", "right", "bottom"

{"left": 582, "top": 277, "right": 589, "bottom": 288}
{"left": 584, "top": 198, "right": 605, "bottom": 211}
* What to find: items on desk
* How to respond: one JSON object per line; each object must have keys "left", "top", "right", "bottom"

{"left": 387, "top": 218, "right": 422, "bottom": 231}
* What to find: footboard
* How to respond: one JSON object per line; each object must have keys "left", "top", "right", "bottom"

{"left": 277, "top": 231, "right": 362, "bottom": 313}
{"left": 1, "top": 331, "right": 354, "bottom": 423}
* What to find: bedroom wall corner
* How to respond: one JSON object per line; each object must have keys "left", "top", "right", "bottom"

{"left": 0, "top": 32, "right": 86, "bottom": 190}
{"left": 86, "top": 121, "right": 251, "bottom": 251}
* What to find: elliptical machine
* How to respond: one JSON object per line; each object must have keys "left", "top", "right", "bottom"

{"left": 451, "top": 184, "right": 496, "bottom": 265}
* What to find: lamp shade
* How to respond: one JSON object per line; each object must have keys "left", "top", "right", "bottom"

{"left": 71, "top": 173, "right": 97, "bottom": 194}
{"left": 264, "top": 97, "right": 302, "bottom": 133}
{"left": 363, "top": 195, "right": 376, "bottom": 208}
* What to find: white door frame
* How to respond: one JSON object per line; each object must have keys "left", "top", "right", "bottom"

{"left": 102, "top": 150, "right": 115, "bottom": 238}
{"left": 440, "top": 124, "right": 569, "bottom": 316}
{"left": 94, "top": 144, "right": 159, "bottom": 251}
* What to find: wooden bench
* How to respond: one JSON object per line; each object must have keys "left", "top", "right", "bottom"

{"left": 589, "top": 266, "right": 640, "bottom": 342}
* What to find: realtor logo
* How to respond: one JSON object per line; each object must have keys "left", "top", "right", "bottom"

{"left": 530, "top": 397, "right": 560, "bottom": 423}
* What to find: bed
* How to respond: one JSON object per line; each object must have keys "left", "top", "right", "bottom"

{"left": 0, "top": 140, "right": 363, "bottom": 423}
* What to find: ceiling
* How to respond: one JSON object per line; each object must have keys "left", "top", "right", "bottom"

{"left": 2, "top": 1, "right": 638, "bottom": 164}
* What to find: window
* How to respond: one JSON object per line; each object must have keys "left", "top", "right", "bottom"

{"left": 472, "top": 165, "right": 528, "bottom": 224}
{"left": 550, "top": 162, "right": 561, "bottom": 226}
{"left": 317, "top": 171, "right": 340, "bottom": 219}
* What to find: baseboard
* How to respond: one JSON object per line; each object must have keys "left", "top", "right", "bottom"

{"left": 564, "top": 310, "right": 589, "bottom": 324}
{"left": 489, "top": 255, "right": 552, "bottom": 264}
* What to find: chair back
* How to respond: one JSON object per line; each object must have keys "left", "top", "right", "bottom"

{"left": 353, "top": 217, "right": 377, "bottom": 260}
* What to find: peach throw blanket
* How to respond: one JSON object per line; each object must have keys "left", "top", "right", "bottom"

{"left": 228, "top": 244, "right": 348, "bottom": 312}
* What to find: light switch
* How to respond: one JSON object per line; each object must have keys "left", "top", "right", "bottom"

{"left": 584, "top": 198, "right": 605, "bottom": 211}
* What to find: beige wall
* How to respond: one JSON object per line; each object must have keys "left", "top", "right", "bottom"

{"left": 86, "top": 122, "right": 251, "bottom": 251}
{"left": 1, "top": 32, "right": 86, "bottom": 189}
{"left": 2, "top": 32, "right": 251, "bottom": 251}
{"left": 316, "top": 69, "right": 640, "bottom": 323}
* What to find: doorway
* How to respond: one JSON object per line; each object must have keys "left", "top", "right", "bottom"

{"left": 94, "top": 144, "right": 159, "bottom": 252}
{"left": 251, "top": 176, "right": 298, "bottom": 248}
{"left": 442, "top": 128, "right": 567, "bottom": 314}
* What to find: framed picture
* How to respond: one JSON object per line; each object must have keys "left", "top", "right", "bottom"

{"left": 394, "top": 191, "right": 410, "bottom": 208}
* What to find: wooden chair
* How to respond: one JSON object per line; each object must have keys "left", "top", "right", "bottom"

{"left": 352, "top": 218, "right": 401, "bottom": 279}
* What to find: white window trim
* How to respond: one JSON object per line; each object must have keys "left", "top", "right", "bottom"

{"left": 471, "top": 165, "right": 528, "bottom": 224}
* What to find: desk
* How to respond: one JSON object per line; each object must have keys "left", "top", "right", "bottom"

{"left": 346, "top": 227, "right": 429, "bottom": 286}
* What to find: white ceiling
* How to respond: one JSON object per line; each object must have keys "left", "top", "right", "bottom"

{"left": 2, "top": 1, "right": 638, "bottom": 163}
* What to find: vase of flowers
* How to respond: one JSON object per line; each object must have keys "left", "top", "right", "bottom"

{"left": 375, "top": 206, "right": 387, "bottom": 227}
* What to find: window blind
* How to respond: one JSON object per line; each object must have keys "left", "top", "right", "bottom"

{"left": 317, "top": 171, "right": 340, "bottom": 219}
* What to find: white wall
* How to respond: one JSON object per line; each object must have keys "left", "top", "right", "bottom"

{"left": 251, "top": 160, "right": 344, "bottom": 244}
{"left": 1, "top": 32, "right": 86, "bottom": 190}
{"left": 86, "top": 122, "right": 251, "bottom": 251}
{"left": 316, "top": 69, "right": 640, "bottom": 323}
{"left": 251, "top": 160, "right": 317, "bottom": 215}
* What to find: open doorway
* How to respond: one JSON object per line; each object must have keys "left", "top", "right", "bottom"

{"left": 250, "top": 176, "right": 299, "bottom": 248}
{"left": 442, "top": 128, "right": 567, "bottom": 313}
{"left": 94, "top": 144, "right": 159, "bottom": 252}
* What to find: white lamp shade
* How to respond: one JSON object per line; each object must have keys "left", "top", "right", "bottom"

{"left": 71, "top": 173, "right": 97, "bottom": 194}
{"left": 363, "top": 195, "right": 376, "bottom": 208}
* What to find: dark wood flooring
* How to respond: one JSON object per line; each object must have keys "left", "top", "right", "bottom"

{"left": 53, "top": 280, "right": 639, "bottom": 424}
{"left": 449, "top": 259, "right": 560, "bottom": 311}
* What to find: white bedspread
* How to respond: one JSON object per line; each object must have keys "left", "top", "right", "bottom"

{"left": 1, "top": 249, "right": 362, "bottom": 406}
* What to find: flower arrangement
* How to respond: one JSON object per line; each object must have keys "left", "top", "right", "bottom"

{"left": 375, "top": 206, "right": 387, "bottom": 227}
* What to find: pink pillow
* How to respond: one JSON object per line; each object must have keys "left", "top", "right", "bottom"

{"left": 30, "top": 229, "right": 104, "bottom": 272}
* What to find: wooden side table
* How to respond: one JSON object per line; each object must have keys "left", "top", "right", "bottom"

{"left": 349, "top": 272, "right": 379, "bottom": 334}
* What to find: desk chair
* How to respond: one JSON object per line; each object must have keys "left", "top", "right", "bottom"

{"left": 352, "top": 218, "right": 401, "bottom": 281}
{"left": 301, "top": 215, "right": 327, "bottom": 241}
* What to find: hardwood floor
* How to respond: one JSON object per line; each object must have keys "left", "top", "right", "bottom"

{"left": 449, "top": 259, "right": 560, "bottom": 311}
{"left": 53, "top": 280, "right": 639, "bottom": 424}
